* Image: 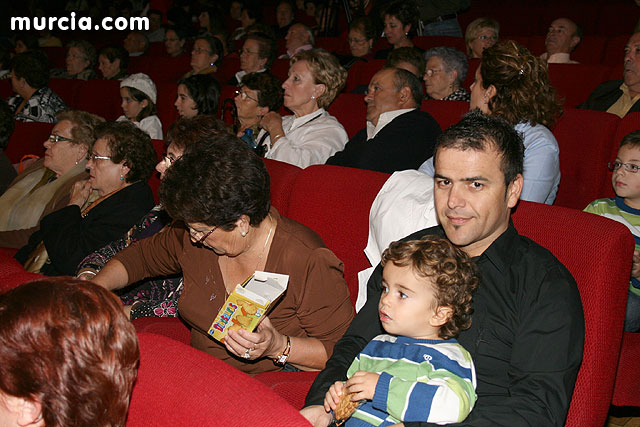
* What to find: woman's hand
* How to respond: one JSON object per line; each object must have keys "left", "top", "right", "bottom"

{"left": 260, "top": 112, "right": 285, "bottom": 145}
{"left": 69, "top": 179, "right": 92, "bottom": 207}
{"left": 224, "top": 316, "right": 286, "bottom": 361}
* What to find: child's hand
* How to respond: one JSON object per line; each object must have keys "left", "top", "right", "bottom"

{"left": 345, "top": 371, "right": 380, "bottom": 401}
{"left": 324, "top": 381, "right": 345, "bottom": 412}
{"left": 632, "top": 251, "right": 640, "bottom": 280}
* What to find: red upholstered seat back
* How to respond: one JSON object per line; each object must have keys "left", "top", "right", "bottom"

{"left": 512, "top": 201, "right": 633, "bottom": 427}
{"left": 612, "top": 331, "right": 640, "bottom": 407}
{"left": 263, "top": 158, "right": 302, "bottom": 215}
{"left": 285, "top": 165, "right": 389, "bottom": 305}
{"left": 420, "top": 99, "right": 469, "bottom": 131}
{"left": 328, "top": 93, "right": 366, "bottom": 139}
{"left": 6, "top": 121, "right": 53, "bottom": 163}
{"left": 76, "top": 79, "right": 124, "bottom": 121}
{"left": 344, "top": 59, "right": 385, "bottom": 93}
{"left": 0, "top": 251, "right": 43, "bottom": 292}
{"left": 127, "top": 333, "right": 311, "bottom": 426}
{"left": 548, "top": 64, "right": 611, "bottom": 108}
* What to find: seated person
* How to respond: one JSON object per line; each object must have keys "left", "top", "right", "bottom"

{"left": 231, "top": 4, "right": 262, "bottom": 41}
{"left": 7, "top": 52, "right": 67, "bottom": 123}
{"left": 15, "top": 121, "right": 156, "bottom": 276}
{"left": 117, "top": 73, "right": 163, "bottom": 139}
{"left": 386, "top": 47, "right": 425, "bottom": 79}
{"left": 91, "top": 133, "right": 354, "bottom": 375}
{"left": 465, "top": 18, "right": 499, "bottom": 59}
{"left": 0, "top": 278, "right": 139, "bottom": 427}
{"left": 184, "top": 34, "right": 223, "bottom": 78}
{"left": 230, "top": 32, "right": 276, "bottom": 85}
{"left": 13, "top": 33, "right": 39, "bottom": 54}
{"left": 302, "top": 110, "right": 584, "bottom": 427}
{"left": 174, "top": 74, "right": 221, "bottom": 119}
{"left": 327, "top": 68, "right": 440, "bottom": 174}
{"left": 0, "top": 99, "right": 16, "bottom": 195}
{"left": 423, "top": 46, "right": 470, "bottom": 101}
{"left": 124, "top": 31, "right": 148, "bottom": 56}
{"left": 280, "top": 23, "right": 314, "bottom": 59}
{"left": 77, "top": 116, "right": 231, "bottom": 320}
{"left": 98, "top": 45, "right": 129, "bottom": 80}
{"left": 335, "top": 16, "right": 376, "bottom": 70}
{"left": 50, "top": 40, "right": 98, "bottom": 80}
{"left": 375, "top": 1, "right": 420, "bottom": 60}
{"left": 146, "top": 9, "right": 166, "bottom": 43}
{"left": 579, "top": 32, "right": 640, "bottom": 118}
{"left": 259, "top": 49, "right": 348, "bottom": 168}
{"left": 420, "top": 41, "right": 562, "bottom": 205}
{"left": 0, "top": 110, "right": 103, "bottom": 248}
{"left": 540, "top": 18, "right": 581, "bottom": 64}
{"left": 164, "top": 26, "right": 187, "bottom": 57}
{"left": 273, "top": 0, "right": 295, "bottom": 39}
{"left": 584, "top": 130, "right": 640, "bottom": 332}
{"left": 326, "top": 236, "right": 478, "bottom": 426}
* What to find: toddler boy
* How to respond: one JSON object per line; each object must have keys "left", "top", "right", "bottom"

{"left": 325, "top": 235, "right": 479, "bottom": 426}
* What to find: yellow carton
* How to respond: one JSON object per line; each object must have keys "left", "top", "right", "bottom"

{"left": 208, "top": 271, "right": 289, "bottom": 343}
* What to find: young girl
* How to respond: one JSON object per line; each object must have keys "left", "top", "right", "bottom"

{"left": 117, "top": 73, "right": 163, "bottom": 139}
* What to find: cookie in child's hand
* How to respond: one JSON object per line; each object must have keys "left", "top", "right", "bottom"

{"left": 334, "top": 392, "right": 360, "bottom": 424}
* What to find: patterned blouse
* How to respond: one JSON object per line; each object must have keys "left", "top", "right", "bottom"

{"left": 426, "top": 87, "right": 471, "bottom": 102}
{"left": 7, "top": 87, "right": 67, "bottom": 123}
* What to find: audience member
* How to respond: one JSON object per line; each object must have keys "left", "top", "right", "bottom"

{"left": 327, "top": 68, "right": 440, "bottom": 173}
{"left": 37, "top": 29, "right": 62, "bottom": 48}
{"left": 541, "top": 18, "right": 581, "bottom": 64}
{"left": 375, "top": 0, "right": 420, "bottom": 59}
{"left": 184, "top": 34, "right": 223, "bottom": 78}
{"left": 259, "top": 49, "right": 348, "bottom": 168}
{"left": 335, "top": 16, "right": 376, "bottom": 70}
{"left": 117, "top": 73, "right": 162, "bottom": 139}
{"left": 0, "top": 111, "right": 103, "bottom": 248}
{"left": 584, "top": 130, "right": 640, "bottom": 332}
{"left": 423, "top": 46, "right": 469, "bottom": 101}
{"left": 91, "top": 132, "right": 354, "bottom": 375}
{"left": 0, "top": 49, "right": 10, "bottom": 79}
{"left": 465, "top": 17, "right": 499, "bottom": 59}
{"left": 232, "top": 4, "right": 262, "bottom": 41}
{"left": 230, "top": 32, "right": 276, "bottom": 85}
{"left": 123, "top": 31, "right": 149, "bottom": 56}
{"left": 420, "top": 41, "right": 562, "bottom": 204}
{"left": 146, "top": 9, "right": 166, "bottom": 42}
{"left": 13, "top": 33, "right": 39, "bottom": 54}
{"left": 15, "top": 121, "right": 156, "bottom": 276}
{"left": 579, "top": 32, "right": 640, "bottom": 118}
{"left": 7, "top": 52, "right": 67, "bottom": 123}
{"left": 98, "top": 45, "right": 129, "bottom": 80}
{"left": 164, "top": 26, "right": 187, "bottom": 57}
{"left": 326, "top": 236, "right": 478, "bottom": 426}
{"left": 281, "top": 23, "right": 314, "bottom": 59}
{"left": 386, "top": 47, "right": 425, "bottom": 78}
{"left": 235, "top": 72, "right": 284, "bottom": 155}
{"left": 175, "top": 74, "right": 221, "bottom": 118}
{"left": 229, "top": 0, "right": 243, "bottom": 21}
{"left": 302, "top": 110, "right": 584, "bottom": 427}
{"left": 0, "top": 279, "right": 139, "bottom": 427}
{"left": 273, "top": 0, "right": 295, "bottom": 39}
{"left": 77, "top": 117, "right": 231, "bottom": 320}
{"left": 0, "top": 99, "right": 16, "bottom": 195}
{"left": 50, "top": 39, "right": 97, "bottom": 80}
{"left": 198, "top": 5, "right": 225, "bottom": 36}
{"left": 418, "top": 0, "right": 469, "bottom": 37}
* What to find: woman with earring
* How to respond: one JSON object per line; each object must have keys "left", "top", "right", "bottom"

{"left": 374, "top": 0, "right": 420, "bottom": 60}
{"left": 0, "top": 110, "right": 103, "bottom": 248}
{"left": 14, "top": 121, "right": 156, "bottom": 276}
{"left": 183, "top": 35, "right": 224, "bottom": 78}
{"left": 91, "top": 133, "right": 354, "bottom": 375}
{"left": 335, "top": 16, "right": 376, "bottom": 70}
{"left": 258, "top": 49, "right": 348, "bottom": 168}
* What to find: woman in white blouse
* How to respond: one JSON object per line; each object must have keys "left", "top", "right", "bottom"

{"left": 259, "top": 49, "right": 348, "bottom": 168}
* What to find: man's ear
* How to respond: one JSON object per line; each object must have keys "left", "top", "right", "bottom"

{"left": 569, "top": 36, "right": 580, "bottom": 50}
{"left": 506, "top": 174, "right": 524, "bottom": 208}
{"left": 398, "top": 86, "right": 412, "bottom": 106}
{"left": 430, "top": 305, "right": 453, "bottom": 327}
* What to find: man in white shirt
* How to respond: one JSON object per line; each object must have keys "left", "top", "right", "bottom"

{"left": 540, "top": 18, "right": 581, "bottom": 64}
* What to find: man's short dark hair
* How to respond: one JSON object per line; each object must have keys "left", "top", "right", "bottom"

{"left": 98, "top": 45, "right": 129, "bottom": 72}
{"left": 0, "top": 99, "right": 14, "bottom": 150}
{"left": 245, "top": 32, "right": 277, "bottom": 69}
{"left": 434, "top": 110, "right": 525, "bottom": 189}
{"left": 386, "top": 47, "right": 425, "bottom": 79}
{"left": 391, "top": 68, "right": 423, "bottom": 106}
{"left": 11, "top": 51, "right": 49, "bottom": 89}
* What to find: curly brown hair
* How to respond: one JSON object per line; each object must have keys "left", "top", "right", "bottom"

{"left": 480, "top": 40, "right": 562, "bottom": 128}
{"left": 381, "top": 235, "right": 480, "bottom": 340}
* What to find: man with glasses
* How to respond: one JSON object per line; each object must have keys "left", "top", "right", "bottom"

{"left": 230, "top": 33, "right": 276, "bottom": 86}
{"left": 540, "top": 18, "right": 582, "bottom": 64}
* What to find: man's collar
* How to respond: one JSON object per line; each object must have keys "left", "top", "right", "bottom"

{"left": 366, "top": 108, "right": 415, "bottom": 140}
{"left": 475, "top": 220, "right": 518, "bottom": 274}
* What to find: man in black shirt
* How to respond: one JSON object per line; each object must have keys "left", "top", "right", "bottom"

{"left": 302, "top": 111, "right": 584, "bottom": 426}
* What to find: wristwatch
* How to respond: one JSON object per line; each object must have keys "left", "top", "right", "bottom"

{"left": 274, "top": 335, "right": 291, "bottom": 366}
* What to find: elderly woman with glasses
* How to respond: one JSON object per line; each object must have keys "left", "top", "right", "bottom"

{"left": 423, "top": 46, "right": 470, "bottom": 101}
{"left": 77, "top": 116, "right": 231, "bottom": 320}
{"left": 183, "top": 34, "right": 223, "bottom": 78}
{"left": 0, "top": 110, "right": 103, "bottom": 248}
{"left": 465, "top": 18, "right": 500, "bottom": 59}
{"left": 14, "top": 121, "right": 156, "bottom": 276}
{"left": 50, "top": 40, "right": 98, "bottom": 80}
{"left": 91, "top": 132, "right": 353, "bottom": 375}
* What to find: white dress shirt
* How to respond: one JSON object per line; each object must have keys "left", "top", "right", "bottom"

{"left": 365, "top": 108, "right": 415, "bottom": 140}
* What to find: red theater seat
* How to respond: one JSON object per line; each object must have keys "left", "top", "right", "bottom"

{"left": 6, "top": 121, "right": 53, "bottom": 163}
{"left": 76, "top": 79, "right": 122, "bottom": 121}
{"left": 328, "top": 93, "right": 366, "bottom": 139}
{"left": 420, "top": 99, "right": 469, "bottom": 131}
{"left": 344, "top": 59, "right": 385, "bottom": 93}
{"left": 548, "top": 64, "right": 611, "bottom": 107}
{"left": 612, "top": 332, "right": 640, "bottom": 407}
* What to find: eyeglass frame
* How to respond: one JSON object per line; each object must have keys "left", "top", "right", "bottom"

{"left": 189, "top": 225, "right": 218, "bottom": 244}
{"left": 476, "top": 34, "right": 498, "bottom": 41}
{"left": 238, "top": 48, "right": 259, "bottom": 55}
{"left": 162, "top": 154, "right": 180, "bottom": 168}
{"left": 235, "top": 89, "right": 259, "bottom": 102}
{"left": 191, "top": 47, "right": 212, "bottom": 55}
{"left": 347, "top": 37, "right": 368, "bottom": 45}
{"left": 424, "top": 68, "right": 444, "bottom": 77}
{"left": 86, "top": 153, "right": 112, "bottom": 162}
{"left": 609, "top": 161, "right": 640, "bottom": 173}
{"left": 48, "top": 134, "right": 74, "bottom": 144}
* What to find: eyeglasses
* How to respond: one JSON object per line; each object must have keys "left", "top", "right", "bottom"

{"left": 609, "top": 161, "right": 640, "bottom": 173}
{"left": 165, "top": 38, "right": 179, "bottom": 42}
{"left": 424, "top": 69, "right": 443, "bottom": 77}
{"left": 238, "top": 48, "right": 259, "bottom": 55}
{"left": 191, "top": 47, "right": 212, "bottom": 55}
{"left": 348, "top": 37, "right": 367, "bottom": 44}
{"left": 477, "top": 35, "right": 498, "bottom": 41}
{"left": 235, "top": 89, "right": 258, "bottom": 102}
{"left": 86, "top": 153, "right": 112, "bottom": 162}
{"left": 162, "top": 154, "right": 180, "bottom": 168}
{"left": 189, "top": 225, "right": 217, "bottom": 244}
{"left": 48, "top": 134, "right": 73, "bottom": 144}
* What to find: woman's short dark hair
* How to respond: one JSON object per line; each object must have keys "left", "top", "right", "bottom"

{"left": 241, "top": 72, "right": 283, "bottom": 112}
{"left": 349, "top": 16, "right": 377, "bottom": 41}
{"left": 165, "top": 114, "right": 231, "bottom": 151}
{"left": 0, "top": 279, "right": 139, "bottom": 427}
{"left": 424, "top": 46, "right": 468, "bottom": 88}
{"left": 57, "top": 110, "right": 105, "bottom": 150}
{"left": 98, "top": 44, "right": 129, "bottom": 73}
{"left": 11, "top": 51, "right": 49, "bottom": 89}
{"left": 160, "top": 133, "right": 270, "bottom": 229}
{"left": 386, "top": 47, "right": 425, "bottom": 78}
{"left": 177, "top": 74, "right": 221, "bottom": 115}
{"left": 15, "top": 33, "right": 39, "bottom": 51}
{"left": 195, "top": 34, "right": 223, "bottom": 66}
{"left": 94, "top": 121, "right": 157, "bottom": 183}
{"left": 122, "top": 86, "right": 156, "bottom": 121}
{"left": 67, "top": 39, "right": 97, "bottom": 69}
{"left": 383, "top": 0, "right": 419, "bottom": 38}
{"left": 245, "top": 32, "right": 277, "bottom": 69}
{"left": 166, "top": 25, "right": 187, "bottom": 41}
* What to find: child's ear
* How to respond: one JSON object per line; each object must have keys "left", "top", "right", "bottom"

{"left": 430, "top": 306, "right": 453, "bottom": 327}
